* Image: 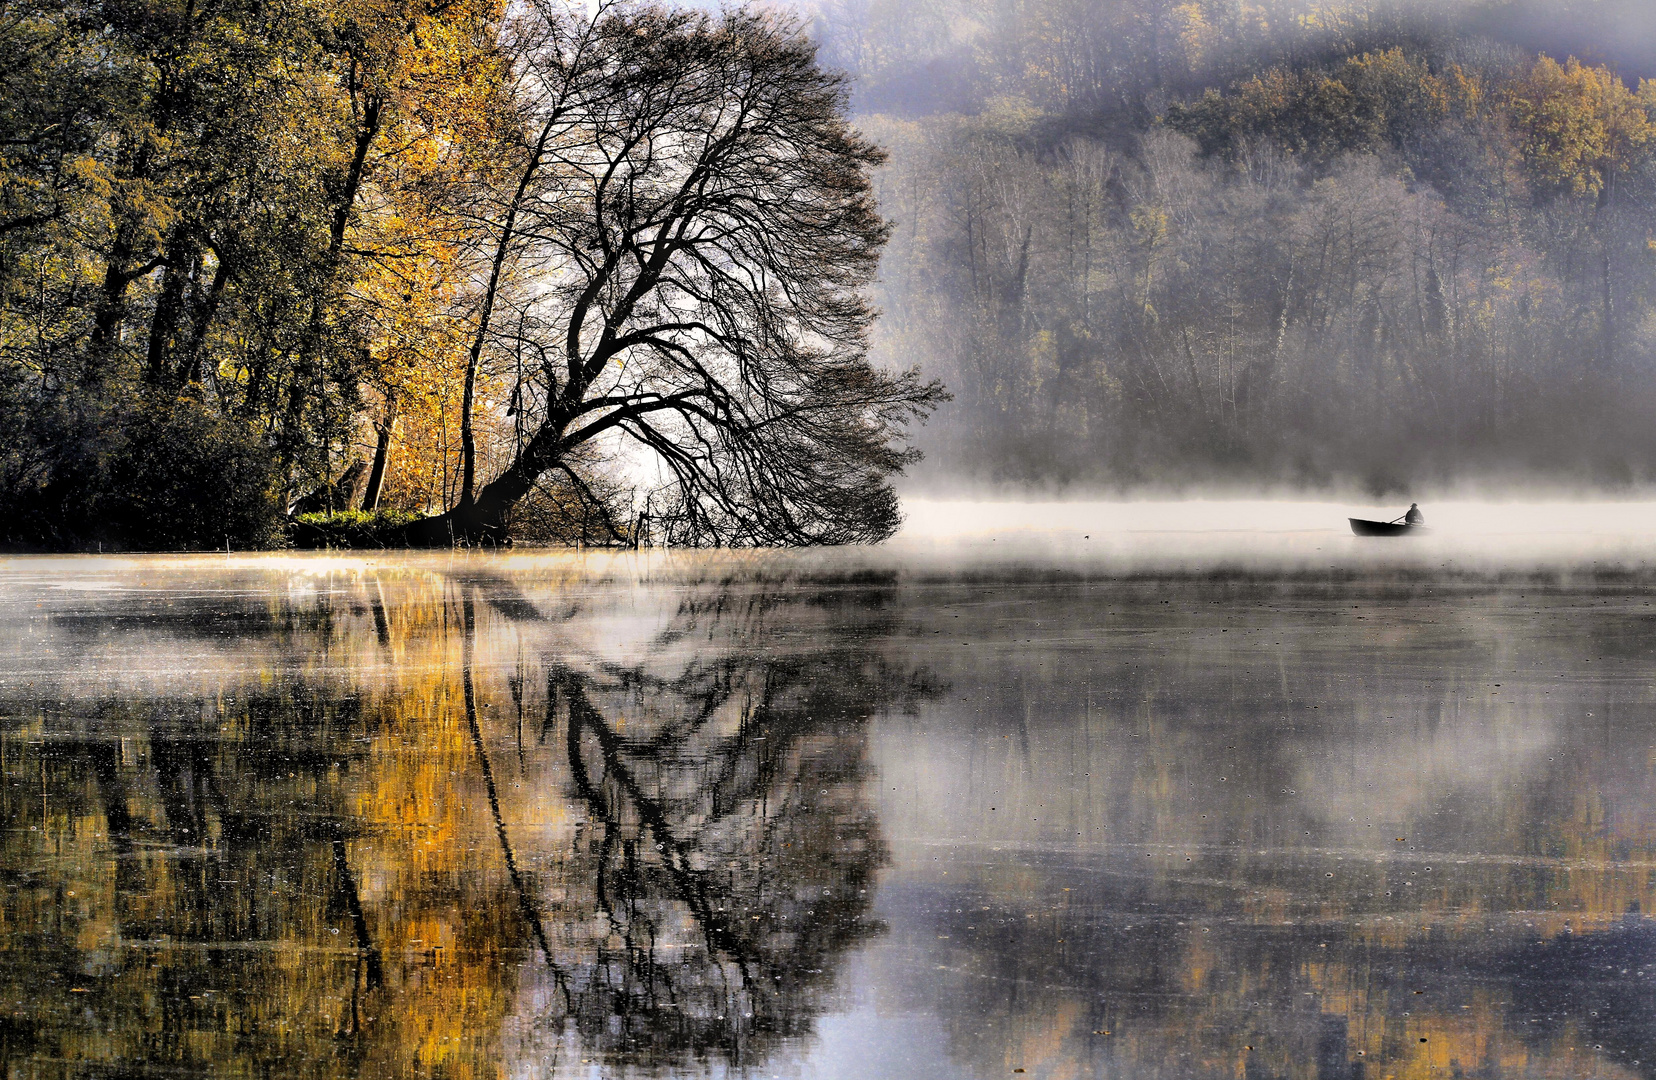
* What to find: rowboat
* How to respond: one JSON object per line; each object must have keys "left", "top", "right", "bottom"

{"left": 1349, "top": 518, "right": 1428, "bottom": 537}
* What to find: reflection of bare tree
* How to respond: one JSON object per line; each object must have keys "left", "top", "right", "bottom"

{"left": 556, "top": 666, "right": 889, "bottom": 1067}
{"left": 470, "top": 577, "right": 935, "bottom": 1070}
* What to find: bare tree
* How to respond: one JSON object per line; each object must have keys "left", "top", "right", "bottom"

{"left": 412, "top": 4, "right": 944, "bottom": 546}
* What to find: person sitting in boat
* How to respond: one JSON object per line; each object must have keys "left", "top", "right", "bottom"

{"left": 1404, "top": 503, "right": 1424, "bottom": 526}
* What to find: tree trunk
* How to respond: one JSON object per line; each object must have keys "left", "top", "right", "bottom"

{"left": 91, "top": 101, "right": 171, "bottom": 371}
{"left": 89, "top": 222, "right": 142, "bottom": 364}
{"left": 281, "top": 96, "right": 383, "bottom": 476}
{"left": 458, "top": 113, "right": 562, "bottom": 510}
{"left": 1602, "top": 247, "right": 1614, "bottom": 373}
{"left": 175, "top": 250, "right": 230, "bottom": 390}
{"left": 144, "top": 231, "right": 194, "bottom": 388}
{"left": 360, "top": 395, "right": 395, "bottom": 512}
{"left": 403, "top": 464, "right": 536, "bottom": 544}
{"left": 401, "top": 424, "right": 558, "bottom": 545}
{"left": 1598, "top": 174, "right": 1615, "bottom": 376}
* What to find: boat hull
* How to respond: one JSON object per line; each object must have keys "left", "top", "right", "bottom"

{"left": 1349, "top": 518, "right": 1427, "bottom": 537}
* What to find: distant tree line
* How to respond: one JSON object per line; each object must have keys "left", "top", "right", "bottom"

{"left": 809, "top": 0, "right": 1656, "bottom": 490}
{"left": 0, "top": 0, "right": 939, "bottom": 549}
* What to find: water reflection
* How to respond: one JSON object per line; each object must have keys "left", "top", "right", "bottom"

{"left": 870, "top": 576, "right": 1656, "bottom": 1079}
{"left": 6, "top": 557, "right": 1656, "bottom": 1078}
{"left": 0, "top": 559, "right": 932, "bottom": 1076}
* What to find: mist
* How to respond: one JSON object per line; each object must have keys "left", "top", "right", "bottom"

{"left": 786, "top": 0, "right": 1656, "bottom": 497}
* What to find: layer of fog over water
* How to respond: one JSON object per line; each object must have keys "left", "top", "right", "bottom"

{"left": 901, "top": 497, "right": 1656, "bottom": 566}
{"left": 5, "top": 504, "right": 1656, "bottom": 1077}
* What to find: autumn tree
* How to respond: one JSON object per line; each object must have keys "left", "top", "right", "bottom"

{"left": 0, "top": 0, "right": 340, "bottom": 547}
{"left": 1505, "top": 55, "right": 1656, "bottom": 371}
{"left": 0, "top": 0, "right": 513, "bottom": 547}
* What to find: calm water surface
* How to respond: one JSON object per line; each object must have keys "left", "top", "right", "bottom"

{"left": 5, "top": 536, "right": 1656, "bottom": 1078}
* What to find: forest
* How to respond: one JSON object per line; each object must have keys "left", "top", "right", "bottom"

{"left": 0, "top": 0, "right": 939, "bottom": 549}
{"left": 813, "top": 0, "right": 1656, "bottom": 491}
{"left": 11, "top": 0, "right": 1656, "bottom": 549}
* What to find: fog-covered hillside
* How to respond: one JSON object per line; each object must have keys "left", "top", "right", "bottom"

{"left": 803, "top": 1, "right": 1656, "bottom": 492}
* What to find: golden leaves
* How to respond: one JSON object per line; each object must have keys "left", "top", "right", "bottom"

{"left": 1506, "top": 56, "right": 1655, "bottom": 199}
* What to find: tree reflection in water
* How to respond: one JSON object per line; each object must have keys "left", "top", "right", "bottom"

{"left": 16, "top": 563, "right": 1656, "bottom": 1077}
{"left": 464, "top": 580, "right": 918, "bottom": 1069}
{"left": 0, "top": 564, "right": 936, "bottom": 1077}
{"left": 551, "top": 627, "right": 889, "bottom": 1064}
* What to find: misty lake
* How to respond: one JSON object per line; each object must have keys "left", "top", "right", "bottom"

{"left": 7, "top": 502, "right": 1656, "bottom": 1078}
